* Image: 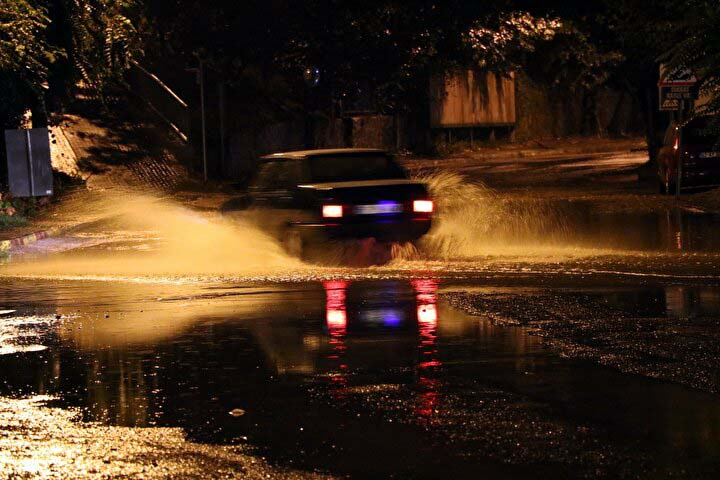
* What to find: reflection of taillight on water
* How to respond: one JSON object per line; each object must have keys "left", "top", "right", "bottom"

{"left": 327, "top": 309, "right": 347, "bottom": 329}
{"left": 324, "top": 280, "right": 348, "bottom": 331}
{"left": 412, "top": 279, "right": 439, "bottom": 314}
{"left": 322, "top": 204, "right": 343, "bottom": 218}
{"left": 413, "top": 199, "right": 434, "bottom": 213}
{"left": 413, "top": 278, "right": 439, "bottom": 333}
{"left": 417, "top": 303, "right": 438, "bottom": 324}
{"left": 412, "top": 278, "right": 439, "bottom": 295}
{"left": 412, "top": 278, "right": 441, "bottom": 421}
{"left": 323, "top": 280, "right": 348, "bottom": 396}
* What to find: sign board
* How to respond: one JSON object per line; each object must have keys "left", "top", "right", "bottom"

{"left": 4, "top": 128, "right": 53, "bottom": 197}
{"left": 659, "top": 97, "right": 680, "bottom": 111}
{"left": 661, "top": 84, "right": 699, "bottom": 100}
{"left": 659, "top": 64, "right": 698, "bottom": 87}
{"left": 659, "top": 84, "right": 700, "bottom": 110}
{"left": 658, "top": 64, "right": 699, "bottom": 111}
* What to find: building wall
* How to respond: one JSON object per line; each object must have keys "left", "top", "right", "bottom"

{"left": 514, "top": 72, "right": 645, "bottom": 141}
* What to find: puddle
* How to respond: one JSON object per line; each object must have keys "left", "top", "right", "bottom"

{"left": 1, "top": 279, "right": 720, "bottom": 478}
{"left": 0, "top": 315, "right": 60, "bottom": 356}
{"left": 567, "top": 207, "right": 720, "bottom": 252}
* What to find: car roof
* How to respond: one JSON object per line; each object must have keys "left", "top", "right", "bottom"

{"left": 259, "top": 148, "right": 387, "bottom": 160}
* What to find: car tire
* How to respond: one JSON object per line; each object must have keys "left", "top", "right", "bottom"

{"left": 658, "top": 170, "right": 668, "bottom": 194}
{"left": 664, "top": 170, "right": 677, "bottom": 196}
{"left": 282, "top": 227, "right": 304, "bottom": 259}
{"left": 658, "top": 179, "right": 667, "bottom": 194}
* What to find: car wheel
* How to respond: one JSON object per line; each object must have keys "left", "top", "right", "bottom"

{"left": 657, "top": 175, "right": 667, "bottom": 195}
{"left": 282, "top": 228, "right": 304, "bottom": 258}
{"left": 664, "top": 170, "right": 677, "bottom": 196}
{"left": 658, "top": 170, "right": 668, "bottom": 194}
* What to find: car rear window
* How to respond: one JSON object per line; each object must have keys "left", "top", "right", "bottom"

{"left": 307, "top": 154, "right": 407, "bottom": 183}
{"left": 683, "top": 117, "right": 718, "bottom": 145}
{"left": 253, "top": 160, "right": 300, "bottom": 191}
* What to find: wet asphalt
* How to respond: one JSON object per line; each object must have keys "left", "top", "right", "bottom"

{"left": 2, "top": 267, "right": 720, "bottom": 478}
{"left": 3, "top": 165, "right": 720, "bottom": 478}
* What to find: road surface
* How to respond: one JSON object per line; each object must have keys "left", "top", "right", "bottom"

{"left": 2, "top": 151, "right": 720, "bottom": 478}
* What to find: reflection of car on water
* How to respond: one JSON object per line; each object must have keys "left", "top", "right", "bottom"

{"left": 320, "top": 279, "right": 440, "bottom": 376}
{"left": 237, "top": 148, "right": 434, "bottom": 257}
{"left": 658, "top": 116, "right": 720, "bottom": 194}
{"left": 323, "top": 280, "right": 438, "bottom": 335}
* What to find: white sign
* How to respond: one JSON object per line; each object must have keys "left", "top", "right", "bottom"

{"left": 659, "top": 64, "right": 697, "bottom": 87}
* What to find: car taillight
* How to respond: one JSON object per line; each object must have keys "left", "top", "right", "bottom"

{"left": 322, "top": 204, "right": 343, "bottom": 218}
{"left": 413, "top": 200, "right": 434, "bottom": 213}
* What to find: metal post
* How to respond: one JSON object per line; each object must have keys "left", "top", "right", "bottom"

{"left": 394, "top": 113, "right": 401, "bottom": 152}
{"left": 198, "top": 58, "right": 208, "bottom": 182}
{"left": 219, "top": 82, "right": 226, "bottom": 172}
{"left": 675, "top": 100, "right": 684, "bottom": 197}
{"left": 25, "top": 130, "right": 35, "bottom": 197}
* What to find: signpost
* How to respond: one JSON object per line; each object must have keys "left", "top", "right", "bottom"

{"left": 658, "top": 64, "right": 700, "bottom": 196}
{"left": 4, "top": 128, "right": 53, "bottom": 198}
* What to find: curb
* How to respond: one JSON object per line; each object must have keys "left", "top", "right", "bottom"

{"left": 0, "top": 226, "right": 64, "bottom": 254}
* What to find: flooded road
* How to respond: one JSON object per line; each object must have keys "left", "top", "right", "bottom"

{"left": 2, "top": 276, "right": 720, "bottom": 478}
{"left": 3, "top": 174, "right": 720, "bottom": 478}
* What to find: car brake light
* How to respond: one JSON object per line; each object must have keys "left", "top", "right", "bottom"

{"left": 674, "top": 136, "right": 679, "bottom": 151}
{"left": 413, "top": 200, "right": 434, "bottom": 213}
{"left": 322, "top": 204, "right": 343, "bottom": 218}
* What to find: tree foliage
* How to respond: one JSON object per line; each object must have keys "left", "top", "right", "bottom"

{"left": 64, "top": 0, "right": 142, "bottom": 97}
{"left": 276, "top": 2, "right": 561, "bottom": 114}
{"left": 0, "top": 0, "right": 141, "bottom": 129}
{"left": 664, "top": 1, "right": 720, "bottom": 137}
{"left": 0, "top": 0, "right": 60, "bottom": 128}
{"left": 4, "top": 0, "right": 720, "bottom": 148}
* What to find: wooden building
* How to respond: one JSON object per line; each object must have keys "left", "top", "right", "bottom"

{"left": 429, "top": 71, "right": 516, "bottom": 128}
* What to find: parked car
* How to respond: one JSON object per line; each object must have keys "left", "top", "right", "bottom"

{"left": 235, "top": 148, "right": 433, "bottom": 257}
{"left": 658, "top": 116, "right": 720, "bottom": 194}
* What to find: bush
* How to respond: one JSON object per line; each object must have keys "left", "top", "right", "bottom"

{"left": 0, "top": 192, "right": 48, "bottom": 221}
{"left": 0, "top": 213, "right": 28, "bottom": 230}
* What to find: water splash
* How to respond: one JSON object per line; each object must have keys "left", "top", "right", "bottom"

{"left": 406, "top": 171, "right": 574, "bottom": 260}
{"left": 2, "top": 192, "right": 306, "bottom": 280}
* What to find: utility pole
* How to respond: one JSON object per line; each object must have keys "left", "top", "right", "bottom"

{"left": 675, "top": 100, "right": 683, "bottom": 197}
{"left": 198, "top": 58, "right": 208, "bottom": 183}
{"left": 219, "top": 82, "right": 226, "bottom": 172}
{"left": 186, "top": 57, "right": 209, "bottom": 182}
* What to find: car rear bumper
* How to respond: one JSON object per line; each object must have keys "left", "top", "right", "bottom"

{"left": 294, "top": 218, "right": 432, "bottom": 242}
{"left": 678, "top": 168, "right": 720, "bottom": 189}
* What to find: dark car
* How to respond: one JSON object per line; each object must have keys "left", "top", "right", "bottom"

{"left": 241, "top": 148, "right": 433, "bottom": 255}
{"left": 658, "top": 116, "right": 720, "bottom": 194}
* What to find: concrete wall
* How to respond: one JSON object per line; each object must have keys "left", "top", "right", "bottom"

{"left": 348, "top": 115, "right": 394, "bottom": 149}
{"left": 514, "top": 72, "right": 644, "bottom": 141}
{"left": 223, "top": 120, "right": 305, "bottom": 180}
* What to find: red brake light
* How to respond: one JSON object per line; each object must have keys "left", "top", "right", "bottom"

{"left": 322, "top": 204, "right": 343, "bottom": 218}
{"left": 413, "top": 200, "right": 434, "bottom": 213}
{"left": 674, "top": 136, "right": 679, "bottom": 151}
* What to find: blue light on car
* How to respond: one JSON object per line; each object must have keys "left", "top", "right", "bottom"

{"left": 360, "top": 308, "right": 405, "bottom": 326}
{"left": 383, "top": 311, "right": 402, "bottom": 327}
{"left": 353, "top": 201, "right": 403, "bottom": 215}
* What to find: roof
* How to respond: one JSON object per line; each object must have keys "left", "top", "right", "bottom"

{"left": 298, "top": 179, "right": 418, "bottom": 190}
{"left": 259, "top": 148, "right": 387, "bottom": 160}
